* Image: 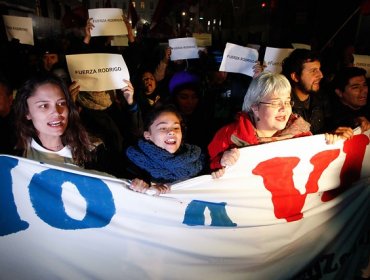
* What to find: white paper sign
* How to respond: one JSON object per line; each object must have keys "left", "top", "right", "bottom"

{"left": 88, "top": 8, "right": 127, "bottom": 37}
{"left": 169, "top": 37, "right": 199, "bottom": 60}
{"left": 219, "top": 43, "right": 259, "bottom": 77}
{"left": 2, "top": 15, "right": 34, "bottom": 45}
{"left": 264, "top": 47, "right": 294, "bottom": 74}
{"left": 66, "top": 53, "right": 129, "bottom": 91}
{"left": 353, "top": 54, "right": 370, "bottom": 77}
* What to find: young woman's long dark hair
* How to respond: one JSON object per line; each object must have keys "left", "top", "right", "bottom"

{"left": 13, "top": 73, "right": 93, "bottom": 166}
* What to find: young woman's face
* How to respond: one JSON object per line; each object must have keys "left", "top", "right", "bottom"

{"left": 254, "top": 90, "right": 292, "bottom": 134}
{"left": 26, "top": 83, "right": 69, "bottom": 142}
{"left": 175, "top": 88, "right": 199, "bottom": 115}
{"left": 144, "top": 111, "right": 182, "bottom": 154}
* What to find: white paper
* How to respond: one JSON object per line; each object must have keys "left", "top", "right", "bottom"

{"left": 264, "top": 47, "right": 294, "bottom": 74}
{"left": 2, "top": 15, "right": 34, "bottom": 45}
{"left": 66, "top": 53, "right": 129, "bottom": 91}
{"left": 88, "top": 8, "right": 127, "bottom": 37}
{"left": 169, "top": 37, "right": 199, "bottom": 60}
{"left": 219, "top": 42, "right": 259, "bottom": 77}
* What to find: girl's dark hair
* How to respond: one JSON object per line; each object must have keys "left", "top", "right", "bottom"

{"left": 144, "top": 104, "right": 185, "bottom": 132}
{"left": 13, "top": 73, "right": 93, "bottom": 166}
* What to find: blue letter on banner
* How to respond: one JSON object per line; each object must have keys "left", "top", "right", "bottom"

{"left": 183, "top": 200, "right": 237, "bottom": 227}
{"left": 29, "top": 169, "right": 116, "bottom": 229}
{"left": 0, "top": 156, "right": 29, "bottom": 236}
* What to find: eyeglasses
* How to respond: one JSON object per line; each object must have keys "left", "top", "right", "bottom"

{"left": 259, "top": 100, "right": 294, "bottom": 108}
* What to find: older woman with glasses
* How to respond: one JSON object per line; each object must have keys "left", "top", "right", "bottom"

{"left": 208, "top": 72, "right": 341, "bottom": 178}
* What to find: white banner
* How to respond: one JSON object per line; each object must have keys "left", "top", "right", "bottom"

{"left": 169, "top": 37, "right": 199, "bottom": 60}
{"left": 353, "top": 54, "right": 370, "bottom": 77}
{"left": 88, "top": 8, "right": 127, "bottom": 37}
{"left": 66, "top": 53, "right": 129, "bottom": 91}
{"left": 2, "top": 15, "right": 34, "bottom": 45}
{"left": 264, "top": 46, "right": 294, "bottom": 74}
{"left": 1, "top": 131, "right": 370, "bottom": 280}
{"left": 219, "top": 43, "right": 259, "bottom": 77}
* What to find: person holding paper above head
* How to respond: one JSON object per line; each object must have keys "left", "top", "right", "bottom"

{"left": 67, "top": 16, "right": 144, "bottom": 154}
{"left": 208, "top": 72, "right": 346, "bottom": 179}
{"left": 68, "top": 78, "right": 143, "bottom": 155}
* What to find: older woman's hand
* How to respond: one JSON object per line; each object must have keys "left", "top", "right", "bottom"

{"left": 211, "top": 167, "right": 226, "bottom": 179}
{"left": 220, "top": 148, "right": 240, "bottom": 167}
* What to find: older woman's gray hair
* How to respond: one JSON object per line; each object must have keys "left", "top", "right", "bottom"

{"left": 242, "top": 72, "right": 291, "bottom": 112}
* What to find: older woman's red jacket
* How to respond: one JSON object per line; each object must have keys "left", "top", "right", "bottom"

{"left": 208, "top": 112, "right": 312, "bottom": 170}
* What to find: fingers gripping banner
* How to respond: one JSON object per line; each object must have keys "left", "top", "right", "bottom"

{"left": 0, "top": 132, "right": 370, "bottom": 280}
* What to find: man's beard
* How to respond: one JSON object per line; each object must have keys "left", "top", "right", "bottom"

{"left": 297, "top": 81, "right": 320, "bottom": 95}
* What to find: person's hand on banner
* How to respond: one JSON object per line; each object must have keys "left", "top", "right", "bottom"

{"left": 324, "top": 132, "right": 349, "bottom": 144}
{"left": 357, "top": 116, "right": 370, "bottom": 132}
{"left": 220, "top": 148, "right": 240, "bottom": 167}
{"left": 211, "top": 167, "right": 226, "bottom": 179}
{"left": 129, "top": 179, "right": 170, "bottom": 195}
{"left": 331, "top": 127, "right": 354, "bottom": 141}
{"left": 212, "top": 148, "right": 240, "bottom": 179}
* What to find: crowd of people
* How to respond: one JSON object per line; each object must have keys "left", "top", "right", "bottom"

{"left": 0, "top": 17, "right": 369, "bottom": 194}
{"left": 0, "top": 15, "right": 370, "bottom": 279}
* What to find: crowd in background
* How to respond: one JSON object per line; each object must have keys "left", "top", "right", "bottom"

{"left": 0, "top": 16, "right": 370, "bottom": 278}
